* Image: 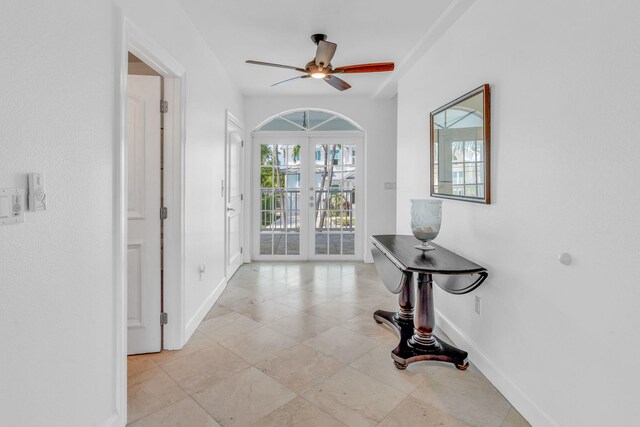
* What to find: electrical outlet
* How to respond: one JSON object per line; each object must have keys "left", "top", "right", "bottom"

{"left": 475, "top": 295, "right": 481, "bottom": 315}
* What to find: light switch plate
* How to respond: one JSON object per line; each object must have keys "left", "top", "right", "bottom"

{"left": 384, "top": 182, "right": 397, "bottom": 190}
{"left": 29, "top": 173, "right": 47, "bottom": 211}
{"left": 0, "top": 188, "right": 25, "bottom": 225}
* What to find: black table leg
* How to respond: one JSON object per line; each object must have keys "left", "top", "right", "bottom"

{"left": 374, "top": 272, "right": 469, "bottom": 370}
{"left": 374, "top": 272, "right": 415, "bottom": 369}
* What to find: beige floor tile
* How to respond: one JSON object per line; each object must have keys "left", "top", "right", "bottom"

{"left": 273, "top": 290, "right": 331, "bottom": 310}
{"left": 127, "top": 366, "right": 187, "bottom": 423}
{"left": 411, "top": 365, "right": 512, "bottom": 427}
{"left": 192, "top": 367, "right": 296, "bottom": 426}
{"left": 161, "top": 344, "right": 250, "bottom": 394}
{"left": 251, "top": 397, "right": 346, "bottom": 427}
{"left": 256, "top": 344, "right": 344, "bottom": 393}
{"left": 219, "top": 326, "right": 299, "bottom": 364}
{"left": 203, "top": 303, "right": 232, "bottom": 321}
{"left": 235, "top": 278, "right": 299, "bottom": 298}
{"left": 304, "top": 300, "right": 366, "bottom": 323}
{"left": 128, "top": 354, "right": 158, "bottom": 378}
{"left": 339, "top": 291, "right": 396, "bottom": 311}
{"left": 149, "top": 332, "right": 216, "bottom": 365}
{"left": 130, "top": 262, "right": 517, "bottom": 427}
{"left": 251, "top": 264, "right": 306, "bottom": 287}
{"left": 237, "top": 299, "right": 301, "bottom": 325}
{"left": 301, "top": 278, "right": 358, "bottom": 298}
{"left": 304, "top": 326, "right": 378, "bottom": 364}
{"left": 302, "top": 366, "right": 406, "bottom": 427}
{"left": 128, "top": 397, "right": 220, "bottom": 427}
{"left": 266, "top": 312, "right": 337, "bottom": 341}
{"left": 501, "top": 407, "right": 530, "bottom": 427}
{"left": 349, "top": 344, "right": 435, "bottom": 394}
{"left": 341, "top": 312, "right": 399, "bottom": 344}
{"left": 378, "top": 396, "right": 471, "bottom": 427}
{"left": 216, "top": 285, "right": 268, "bottom": 311}
{"left": 197, "top": 312, "right": 262, "bottom": 342}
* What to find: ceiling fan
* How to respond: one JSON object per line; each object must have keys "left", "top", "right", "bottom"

{"left": 246, "top": 34, "right": 394, "bottom": 91}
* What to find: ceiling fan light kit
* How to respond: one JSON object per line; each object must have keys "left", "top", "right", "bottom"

{"left": 246, "top": 34, "right": 394, "bottom": 91}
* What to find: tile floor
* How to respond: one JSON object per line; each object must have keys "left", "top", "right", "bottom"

{"left": 128, "top": 262, "right": 530, "bottom": 427}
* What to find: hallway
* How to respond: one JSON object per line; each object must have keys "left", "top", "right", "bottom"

{"left": 127, "top": 262, "right": 528, "bottom": 426}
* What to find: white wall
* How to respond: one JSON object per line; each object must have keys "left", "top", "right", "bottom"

{"left": 244, "top": 95, "right": 397, "bottom": 261}
{"left": 0, "top": 1, "right": 242, "bottom": 425}
{"left": 396, "top": 1, "right": 640, "bottom": 425}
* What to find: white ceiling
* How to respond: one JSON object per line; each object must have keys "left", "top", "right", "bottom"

{"left": 176, "top": 0, "right": 457, "bottom": 97}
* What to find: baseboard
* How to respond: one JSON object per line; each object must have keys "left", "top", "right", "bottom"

{"left": 184, "top": 277, "right": 228, "bottom": 341}
{"left": 435, "top": 309, "right": 558, "bottom": 427}
{"left": 103, "top": 412, "right": 120, "bottom": 427}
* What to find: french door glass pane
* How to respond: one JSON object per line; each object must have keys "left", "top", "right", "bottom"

{"left": 313, "top": 143, "right": 356, "bottom": 256}
{"left": 259, "top": 143, "right": 300, "bottom": 255}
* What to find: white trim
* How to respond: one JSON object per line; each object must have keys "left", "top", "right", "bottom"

{"left": 185, "top": 277, "right": 228, "bottom": 337}
{"left": 436, "top": 309, "right": 558, "bottom": 427}
{"left": 113, "top": 9, "right": 127, "bottom": 426}
{"left": 103, "top": 413, "right": 119, "bottom": 427}
{"left": 226, "top": 111, "right": 243, "bottom": 130}
{"left": 374, "top": 0, "right": 476, "bottom": 98}
{"left": 161, "top": 75, "right": 187, "bottom": 350}
{"left": 252, "top": 130, "right": 365, "bottom": 138}
{"left": 253, "top": 108, "right": 365, "bottom": 132}
{"left": 115, "top": 13, "right": 187, "bottom": 425}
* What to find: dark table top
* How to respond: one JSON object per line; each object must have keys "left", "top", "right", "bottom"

{"left": 370, "top": 235, "right": 486, "bottom": 275}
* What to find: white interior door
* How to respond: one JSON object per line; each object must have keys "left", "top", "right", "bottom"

{"left": 225, "top": 116, "right": 244, "bottom": 278}
{"left": 127, "top": 75, "right": 162, "bottom": 355}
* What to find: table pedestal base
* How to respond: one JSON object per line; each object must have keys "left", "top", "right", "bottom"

{"left": 374, "top": 309, "right": 469, "bottom": 371}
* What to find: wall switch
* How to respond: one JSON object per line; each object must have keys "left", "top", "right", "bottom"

{"left": 475, "top": 295, "right": 482, "bottom": 315}
{"left": 384, "top": 182, "right": 397, "bottom": 190}
{"left": 199, "top": 263, "right": 206, "bottom": 281}
{"left": 0, "top": 188, "right": 25, "bottom": 225}
{"left": 28, "top": 173, "right": 47, "bottom": 211}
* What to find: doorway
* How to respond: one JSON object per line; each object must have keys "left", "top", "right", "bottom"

{"left": 116, "top": 20, "right": 187, "bottom": 424}
{"left": 252, "top": 110, "right": 364, "bottom": 261}
{"left": 126, "top": 54, "right": 163, "bottom": 355}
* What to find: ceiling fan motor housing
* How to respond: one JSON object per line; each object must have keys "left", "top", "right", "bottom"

{"left": 310, "top": 33, "right": 328, "bottom": 45}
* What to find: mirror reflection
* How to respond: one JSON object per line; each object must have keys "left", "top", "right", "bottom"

{"left": 431, "top": 85, "right": 490, "bottom": 204}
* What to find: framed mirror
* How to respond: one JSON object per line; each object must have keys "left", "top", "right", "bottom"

{"left": 430, "top": 84, "right": 491, "bottom": 204}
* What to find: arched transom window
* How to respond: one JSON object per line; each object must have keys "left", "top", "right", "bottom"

{"left": 256, "top": 109, "right": 362, "bottom": 132}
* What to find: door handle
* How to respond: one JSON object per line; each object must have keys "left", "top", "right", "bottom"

{"left": 227, "top": 207, "right": 235, "bottom": 212}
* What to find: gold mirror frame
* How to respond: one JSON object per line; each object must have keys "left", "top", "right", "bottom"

{"left": 430, "top": 84, "right": 491, "bottom": 204}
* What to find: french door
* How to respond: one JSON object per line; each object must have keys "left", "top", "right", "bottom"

{"left": 253, "top": 135, "right": 363, "bottom": 261}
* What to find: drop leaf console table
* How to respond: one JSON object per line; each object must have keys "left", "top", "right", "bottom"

{"left": 370, "top": 235, "right": 488, "bottom": 370}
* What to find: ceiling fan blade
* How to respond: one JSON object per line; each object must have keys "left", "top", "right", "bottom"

{"left": 246, "top": 60, "right": 306, "bottom": 73}
{"left": 315, "top": 40, "right": 337, "bottom": 68}
{"left": 271, "top": 75, "right": 310, "bottom": 87}
{"left": 324, "top": 75, "right": 351, "bottom": 91}
{"left": 332, "top": 62, "right": 395, "bottom": 74}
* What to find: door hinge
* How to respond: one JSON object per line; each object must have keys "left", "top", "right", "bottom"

{"left": 160, "top": 207, "right": 168, "bottom": 220}
{"left": 160, "top": 100, "right": 168, "bottom": 113}
{"left": 240, "top": 193, "right": 244, "bottom": 201}
{"left": 160, "top": 312, "right": 168, "bottom": 325}
{"left": 240, "top": 247, "right": 243, "bottom": 254}
{"left": 241, "top": 140, "right": 244, "bottom": 147}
